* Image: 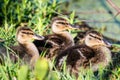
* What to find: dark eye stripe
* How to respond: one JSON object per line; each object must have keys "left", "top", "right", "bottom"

{"left": 57, "top": 22, "right": 69, "bottom": 25}
{"left": 21, "top": 31, "right": 34, "bottom": 35}
{"left": 57, "top": 22, "right": 65, "bottom": 25}
{"left": 89, "top": 34, "right": 101, "bottom": 40}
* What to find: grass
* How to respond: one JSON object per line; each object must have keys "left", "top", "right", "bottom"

{"left": 0, "top": 0, "right": 120, "bottom": 80}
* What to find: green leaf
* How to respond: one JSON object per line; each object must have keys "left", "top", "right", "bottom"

{"left": 49, "top": 71, "right": 60, "bottom": 80}
{"left": 34, "top": 58, "right": 49, "bottom": 80}
{"left": 17, "top": 65, "right": 29, "bottom": 80}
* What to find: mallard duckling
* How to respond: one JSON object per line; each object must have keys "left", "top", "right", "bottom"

{"left": 0, "top": 26, "right": 44, "bottom": 67}
{"left": 55, "top": 30, "right": 111, "bottom": 77}
{"left": 33, "top": 17, "right": 77, "bottom": 59}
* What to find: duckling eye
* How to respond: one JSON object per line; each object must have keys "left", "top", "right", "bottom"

{"left": 28, "top": 33, "right": 34, "bottom": 35}
{"left": 97, "top": 38, "right": 102, "bottom": 41}
{"left": 89, "top": 37, "right": 92, "bottom": 40}
{"left": 65, "top": 23, "right": 69, "bottom": 25}
{"left": 61, "top": 23, "right": 65, "bottom": 25}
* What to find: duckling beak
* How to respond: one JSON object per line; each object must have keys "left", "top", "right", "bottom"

{"left": 103, "top": 39, "right": 112, "bottom": 48}
{"left": 68, "top": 24, "right": 79, "bottom": 30}
{"left": 33, "top": 34, "right": 44, "bottom": 40}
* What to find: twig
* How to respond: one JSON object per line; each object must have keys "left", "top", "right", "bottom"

{"left": 107, "top": 0, "right": 120, "bottom": 13}
{"left": 78, "top": 0, "right": 120, "bottom": 23}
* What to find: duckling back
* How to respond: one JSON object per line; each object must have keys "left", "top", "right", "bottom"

{"left": 90, "top": 46, "right": 111, "bottom": 71}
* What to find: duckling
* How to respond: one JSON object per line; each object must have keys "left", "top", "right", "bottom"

{"left": 33, "top": 17, "right": 77, "bottom": 59}
{"left": 55, "top": 30, "right": 112, "bottom": 77}
{"left": 0, "top": 26, "right": 44, "bottom": 67}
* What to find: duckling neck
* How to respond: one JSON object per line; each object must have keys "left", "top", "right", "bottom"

{"left": 19, "top": 42, "right": 39, "bottom": 66}
{"left": 55, "top": 31, "right": 74, "bottom": 47}
{"left": 21, "top": 42, "right": 39, "bottom": 55}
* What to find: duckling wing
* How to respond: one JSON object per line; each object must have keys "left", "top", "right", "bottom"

{"left": 33, "top": 34, "right": 65, "bottom": 57}
{"left": 78, "top": 45, "right": 94, "bottom": 59}
{"left": 33, "top": 34, "right": 64, "bottom": 48}
{"left": 10, "top": 45, "right": 27, "bottom": 58}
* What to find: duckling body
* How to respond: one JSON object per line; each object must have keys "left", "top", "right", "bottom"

{"left": 0, "top": 26, "right": 44, "bottom": 67}
{"left": 87, "top": 45, "right": 111, "bottom": 71}
{"left": 55, "top": 30, "right": 112, "bottom": 77}
{"left": 34, "top": 17, "right": 76, "bottom": 59}
{"left": 0, "top": 39, "right": 18, "bottom": 63}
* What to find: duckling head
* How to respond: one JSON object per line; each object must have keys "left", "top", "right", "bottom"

{"left": 84, "top": 31, "right": 111, "bottom": 48}
{"left": 51, "top": 17, "right": 76, "bottom": 33}
{"left": 16, "top": 27, "right": 44, "bottom": 44}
